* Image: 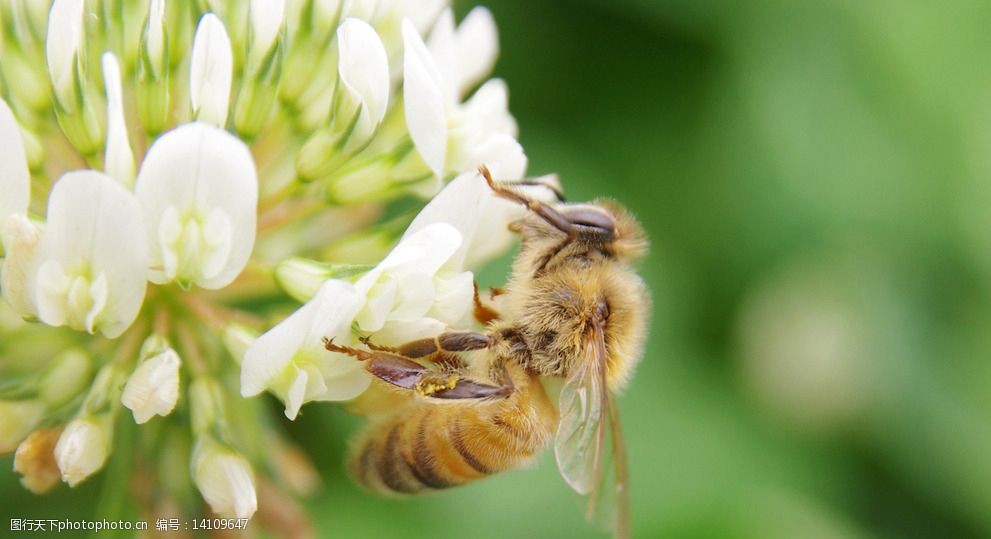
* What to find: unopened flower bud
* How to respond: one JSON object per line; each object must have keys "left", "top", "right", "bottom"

{"left": 137, "top": 0, "right": 170, "bottom": 135}
{"left": 233, "top": 0, "right": 286, "bottom": 139}
{"left": 54, "top": 413, "right": 114, "bottom": 487}
{"left": 45, "top": 0, "right": 85, "bottom": 109}
{"left": 190, "top": 14, "right": 233, "bottom": 127}
{"left": 191, "top": 436, "right": 257, "bottom": 519}
{"left": 121, "top": 346, "right": 181, "bottom": 424}
{"left": 38, "top": 349, "right": 92, "bottom": 408}
{"left": 14, "top": 427, "right": 63, "bottom": 494}
{"left": 0, "top": 399, "right": 46, "bottom": 453}
{"left": 274, "top": 256, "right": 370, "bottom": 302}
{"left": 189, "top": 377, "right": 225, "bottom": 435}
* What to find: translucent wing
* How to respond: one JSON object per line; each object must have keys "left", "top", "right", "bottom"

{"left": 554, "top": 353, "right": 604, "bottom": 495}
{"left": 589, "top": 393, "right": 631, "bottom": 539}
{"left": 554, "top": 317, "right": 631, "bottom": 538}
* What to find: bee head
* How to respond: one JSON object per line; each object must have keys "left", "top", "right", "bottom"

{"left": 573, "top": 201, "right": 647, "bottom": 262}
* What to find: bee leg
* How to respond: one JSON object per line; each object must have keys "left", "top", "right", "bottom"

{"left": 491, "top": 177, "right": 566, "bottom": 202}
{"left": 478, "top": 165, "right": 576, "bottom": 236}
{"left": 358, "top": 336, "right": 401, "bottom": 354}
{"left": 323, "top": 339, "right": 510, "bottom": 399}
{"left": 473, "top": 281, "right": 500, "bottom": 324}
{"left": 393, "top": 331, "right": 494, "bottom": 359}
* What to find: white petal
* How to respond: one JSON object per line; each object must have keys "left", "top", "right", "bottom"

{"left": 462, "top": 78, "right": 517, "bottom": 138}
{"left": 0, "top": 98, "right": 30, "bottom": 222}
{"left": 376, "top": 222, "right": 462, "bottom": 277}
{"left": 284, "top": 368, "right": 309, "bottom": 420}
{"left": 192, "top": 439, "right": 257, "bottom": 519}
{"left": 403, "top": 19, "right": 449, "bottom": 177}
{"left": 121, "top": 349, "right": 181, "bottom": 424}
{"left": 426, "top": 8, "right": 457, "bottom": 93}
{"left": 473, "top": 133, "right": 528, "bottom": 179}
{"left": 402, "top": 172, "right": 489, "bottom": 269}
{"left": 355, "top": 277, "right": 396, "bottom": 332}
{"left": 146, "top": 0, "right": 167, "bottom": 66}
{"left": 453, "top": 7, "right": 499, "bottom": 96}
{"left": 83, "top": 272, "right": 108, "bottom": 333}
{"left": 394, "top": 0, "right": 447, "bottom": 35}
{"left": 337, "top": 18, "right": 391, "bottom": 143}
{"left": 31, "top": 171, "right": 149, "bottom": 338}
{"left": 1, "top": 214, "right": 40, "bottom": 316}
{"left": 102, "top": 53, "right": 135, "bottom": 187}
{"left": 428, "top": 270, "right": 474, "bottom": 325}
{"left": 55, "top": 415, "right": 112, "bottom": 487}
{"left": 313, "top": 358, "right": 370, "bottom": 401}
{"left": 241, "top": 280, "right": 363, "bottom": 397}
{"left": 34, "top": 260, "right": 70, "bottom": 327}
{"left": 388, "top": 271, "right": 435, "bottom": 322}
{"left": 462, "top": 135, "right": 530, "bottom": 266}
{"left": 46, "top": 0, "right": 85, "bottom": 103}
{"left": 373, "top": 317, "right": 446, "bottom": 345}
{"left": 190, "top": 14, "right": 233, "bottom": 127}
{"left": 249, "top": 0, "right": 286, "bottom": 59}
{"left": 135, "top": 122, "right": 257, "bottom": 289}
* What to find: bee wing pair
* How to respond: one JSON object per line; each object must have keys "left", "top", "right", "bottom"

{"left": 555, "top": 317, "right": 630, "bottom": 539}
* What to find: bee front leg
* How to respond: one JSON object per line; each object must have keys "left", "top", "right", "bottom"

{"left": 478, "top": 165, "right": 576, "bottom": 236}
{"left": 323, "top": 338, "right": 510, "bottom": 400}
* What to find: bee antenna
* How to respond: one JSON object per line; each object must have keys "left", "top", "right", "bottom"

{"left": 478, "top": 164, "right": 495, "bottom": 189}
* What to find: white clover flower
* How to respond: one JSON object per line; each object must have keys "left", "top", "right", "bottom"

{"left": 334, "top": 18, "right": 391, "bottom": 150}
{"left": 427, "top": 7, "right": 499, "bottom": 98}
{"left": 54, "top": 414, "right": 113, "bottom": 487}
{"left": 242, "top": 280, "right": 370, "bottom": 419}
{"left": 121, "top": 347, "right": 181, "bottom": 424}
{"left": 45, "top": 0, "right": 85, "bottom": 108}
{"left": 135, "top": 122, "right": 257, "bottom": 289}
{"left": 403, "top": 9, "right": 516, "bottom": 180}
{"left": 353, "top": 223, "right": 471, "bottom": 334}
{"left": 248, "top": 0, "right": 286, "bottom": 67}
{"left": 0, "top": 0, "right": 537, "bottom": 528}
{"left": 191, "top": 437, "right": 258, "bottom": 519}
{"left": 30, "top": 171, "right": 149, "bottom": 338}
{"left": 190, "top": 14, "right": 234, "bottom": 127}
{"left": 243, "top": 164, "right": 536, "bottom": 415}
{"left": 102, "top": 53, "right": 135, "bottom": 188}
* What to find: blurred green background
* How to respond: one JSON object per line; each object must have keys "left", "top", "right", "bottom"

{"left": 6, "top": 0, "right": 991, "bottom": 537}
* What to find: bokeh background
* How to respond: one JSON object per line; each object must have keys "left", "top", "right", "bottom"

{"left": 5, "top": 0, "right": 991, "bottom": 537}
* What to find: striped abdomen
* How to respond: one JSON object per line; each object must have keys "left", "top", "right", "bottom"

{"left": 348, "top": 371, "right": 556, "bottom": 494}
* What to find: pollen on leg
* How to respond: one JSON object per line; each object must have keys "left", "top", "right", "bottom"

{"left": 413, "top": 374, "right": 460, "bottom": 397}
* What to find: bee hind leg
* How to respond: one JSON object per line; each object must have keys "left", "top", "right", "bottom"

{"left": 324, "top": 338, "right": 510, "bottom": 399}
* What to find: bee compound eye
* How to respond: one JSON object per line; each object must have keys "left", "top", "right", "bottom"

{"left": 564, "top": 207, "right": 615, "bottom": 237}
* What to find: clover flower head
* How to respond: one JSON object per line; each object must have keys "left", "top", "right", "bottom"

{"left": 0, "top": 0, "right": 539, "bottom": 531}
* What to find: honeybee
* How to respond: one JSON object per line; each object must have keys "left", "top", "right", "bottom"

{"left": 324, "top": 166, "right": 649, "bottom": 538}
